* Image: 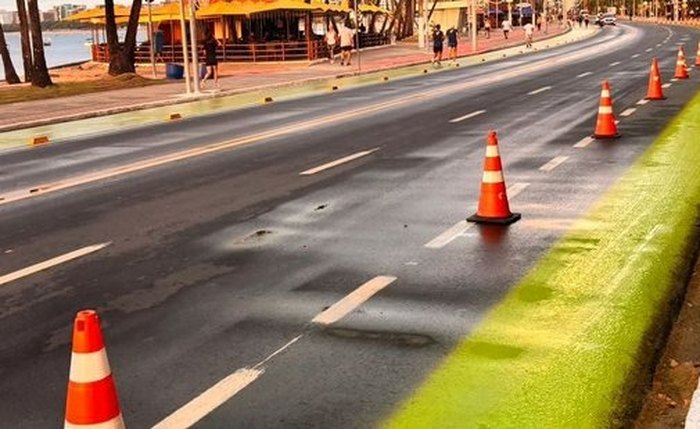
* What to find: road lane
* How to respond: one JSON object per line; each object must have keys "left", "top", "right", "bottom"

{"left": 0, "top": 23, "right": 698, "bottom": 427}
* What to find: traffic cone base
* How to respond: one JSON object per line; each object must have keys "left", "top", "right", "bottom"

{"left": 592, "top": 133, "right": 620, "bottom": 139}
{"left": 467, "top": 212, "right": 522, "bottom": 225}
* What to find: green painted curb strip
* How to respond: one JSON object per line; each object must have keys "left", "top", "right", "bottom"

{"left": 385, "top": 93, "right": 700, "bottom": 428}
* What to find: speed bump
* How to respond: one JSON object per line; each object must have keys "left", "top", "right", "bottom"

{"left": 29, "top": 136, "right": 49, "bottom": 146}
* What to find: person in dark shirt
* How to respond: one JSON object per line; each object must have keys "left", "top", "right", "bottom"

{"left": 446, "top": 26, "right": 458, "bottom": 64}
{"left": 201, "top": 31, "right": 222, "bottom": 89}
{"left": 432, "top": 24, "right": 445, "bottom": 66}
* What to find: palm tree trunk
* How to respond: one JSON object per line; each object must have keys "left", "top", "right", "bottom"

{"left": 16, "top": 0, "right": 32, "bottom": 82}
{"left": 105, "top": 0, "right": 143, "bottom": 75}
{"left": 27, "top": 0, "right": 52, "bottom": 87}
{"left": 0, "top": 22, "right": 20, "bottom": 84}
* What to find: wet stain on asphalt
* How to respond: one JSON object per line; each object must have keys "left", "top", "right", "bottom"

{"left": 324, "top": 327, "right": 435, "bottom": 348}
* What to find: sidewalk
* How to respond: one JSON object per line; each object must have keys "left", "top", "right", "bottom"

{"left": 0, "top": 25, "right": 573, "bottom": 133}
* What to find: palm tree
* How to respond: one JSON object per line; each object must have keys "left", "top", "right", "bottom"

{"left": 0, "top": 22, "right": 20, "bottom": 84}
{"left": 16, "top": 0, "right": 33, "bottom": 82}
{"left": 27, "top": 0, "right": 52, "bottom": 87}
{"left": 105, "top": 0, "right": 143, "bottom": 75}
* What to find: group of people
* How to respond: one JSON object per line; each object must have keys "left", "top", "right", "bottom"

{"left": 324, "top": 25, "right": 360, "bottom": 66}
{"left": 428, "top": 18, "right": 537, "bottom": 66}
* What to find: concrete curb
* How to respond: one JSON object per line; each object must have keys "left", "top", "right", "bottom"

{"left": 0, "top": 27, "right": 579, "bottom": 134}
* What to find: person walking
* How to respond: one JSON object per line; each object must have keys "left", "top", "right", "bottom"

{"left": 339, "top": 24, "right": 355, "bottom": 66}
{"left": 484, "top": 18, "right": 491, "bottom": 38}
{"left": 201, "top": 31, "right": 222, "bottom": 89}
{"left": 502, "top": 19, "right": 512, "bottom": 39}
{"left": 431, "top": 24, "right": 445, "bottom": 66}
{"left": 325, "top": 26, "right": 338, "bottom": 64}
{"left": 523, "top": 21, "right": 534, "bottom": 48}
{"left": 446, "top": 25, "right": 458, "bottom": 64}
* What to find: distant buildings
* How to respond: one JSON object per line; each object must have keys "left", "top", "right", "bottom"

{"left": 0, "top": 10, "right": 19, "bottom": 25}
{"left": 54, "top": 4, "right": 87, "bottom": 21}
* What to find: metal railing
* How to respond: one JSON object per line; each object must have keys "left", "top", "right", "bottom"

{"left": 90, "top": 33, "right": 391, "bottom": 64}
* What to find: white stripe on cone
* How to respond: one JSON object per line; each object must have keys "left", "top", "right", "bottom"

{"left": 482, "top": 171, "right": 504, "bottom": 184}
{"left": 485, "top": 145, "right": 500, "bottom": 157}
{"left": 598, "top": 106, "right": 613, "bottom": 114}
{"left": 69, "top": 349, "right": 112, "bottom": 384}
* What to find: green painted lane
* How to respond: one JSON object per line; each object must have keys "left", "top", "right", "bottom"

{"left": 386, "top": 93, "right": 700, "bottom": 428}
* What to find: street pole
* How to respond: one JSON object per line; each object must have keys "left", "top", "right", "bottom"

{"left": 178, "top": 0, "right": 191, "bottom": 94}
{"left": 355, "top": 0, "right": 362, "bottom": 72}
{"left": 188, "top": 0, "right": 201, "bottom": 94}
{"left": 148, "top": 0, "right": 156, "bottom": 78}
{"left": 507, "top": 0, "right": 513, "bottom": 23}
{"left": 418, "top": 0, "right": 426, "bottom": 48}
{"left": 470, "top": 0, "right": 477, "bottom": 52}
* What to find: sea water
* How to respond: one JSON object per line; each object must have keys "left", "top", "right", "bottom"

{"left": 1, "top": 31, "right": 92, "bottom": 81}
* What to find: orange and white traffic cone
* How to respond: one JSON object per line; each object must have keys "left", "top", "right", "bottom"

{"left": 674, "top": 46, "right": 690, "bottom": 79}
{"left": 65, "top": 310, "right": 125, "bottom": 429}
{"left": 593, "top": 80, "right": 620, "bottom": 139}
{"left": 695, "top": 41, "right": 700, "bottom": 67}
{"left": 467, "top": 130, "right": 521, "bottom": 225}
{"left": 646, "top": 58, "right": 666, "bottom": 100}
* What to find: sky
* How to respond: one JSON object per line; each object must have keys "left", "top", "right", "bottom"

{"left": 0, "top": 1, "right": 108, "bottom": 12}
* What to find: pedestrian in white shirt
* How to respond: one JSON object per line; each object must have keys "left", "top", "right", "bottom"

{"left": 523, "top": 22, "right": 534, "bottom": 47}
{"left": 502, "top": 19, "right": 512, "bottom": 39}
{"left": 339, "top": 25, "right": 355, "bottom": 66}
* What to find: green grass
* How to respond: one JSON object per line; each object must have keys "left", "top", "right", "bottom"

{"left": 385, "top": 92, "right": 700, "bottom": 428}
{"left": 0, "top": 74, "right": 162, "bottom": 105}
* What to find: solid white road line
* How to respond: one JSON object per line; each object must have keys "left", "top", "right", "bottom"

{"left": 0, "top": 242, "right": 111, "bottom": 286}
{"left": 424, "top": 221, "right": 474, "bottom": 249}
{"left": 449, "top": 110, "right": 486, "bottom": 123}
{"left": 637, "top": 98, "right": 651, "bottom": 105}
{"left": 299, "top": 148, "right": 379, "bottom": 176}
{"left": 312, "top": 275, "right": 397, "bottom": 325}
{"left": 576, "top": 72, "right": 593, "bottom": 78}
{"left": 609, "top": 61, "right": 621, "bottom": 67}
{"left": 631, "top": 54, "right": 641, "bottom": 58}
{"left": 573, "top": 136, "right": 594, "bottom": 148}
{"left": 527, "top": 86, "right": 552, "bottom": 95}
{"left": 153, "top": 370, "right": 264, "bottom": 429}
{"left": 662, "top": 83, "right": 672, "bottom": 88}
{"left": 424, "top": 182, "right": 529, "bottom": 249}
{"left": 153, "top": 335, "right": 303, "bottom": 429}
{"left": 620, "top": 107, "right": 637, "bottom": 117}
{"left": 538, "top": 156, "right": 569, "bottom": 172}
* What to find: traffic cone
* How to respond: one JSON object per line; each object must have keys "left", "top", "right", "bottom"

{"left": 65, "top": 310, "right": 125, "bottom": 429}
{"left": 467, "top": 130, "right": 521, "bottom": 225}
{"left": 645, "top": 58, "right": 666, "bottom": 100}
{"left": 674, "top": 46, "right": 689, "bottom": 79}
{"left": 593, "top": 81, "right": 620, "bottom": 139}
{"left": 695, "top": 41, "right": 700, "bottom": 66}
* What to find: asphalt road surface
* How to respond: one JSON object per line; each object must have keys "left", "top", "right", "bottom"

{"left": 1, "top": 22, "right": 699, "bottom": 428}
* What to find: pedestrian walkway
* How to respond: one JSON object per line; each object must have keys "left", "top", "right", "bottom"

{"left": 0, "top": 24, "right": 575, "bottom": 133}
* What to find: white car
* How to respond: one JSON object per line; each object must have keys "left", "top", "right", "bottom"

{"left": 601, "top": 13, "right": 617, "bottom": 25}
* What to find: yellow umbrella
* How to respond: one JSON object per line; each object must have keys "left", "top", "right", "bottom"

{"left": 196, "top": 1, "right": 247, "bottom": 18}
{"left": 359, "top": 4, "right": 389, "bottom": 14}
{"left": 65, "top": 5, "right": 132, "bottom": 22}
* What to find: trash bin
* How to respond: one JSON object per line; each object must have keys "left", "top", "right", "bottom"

{"left": 165, "top": 63, "right": 184, "bottom": 80}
